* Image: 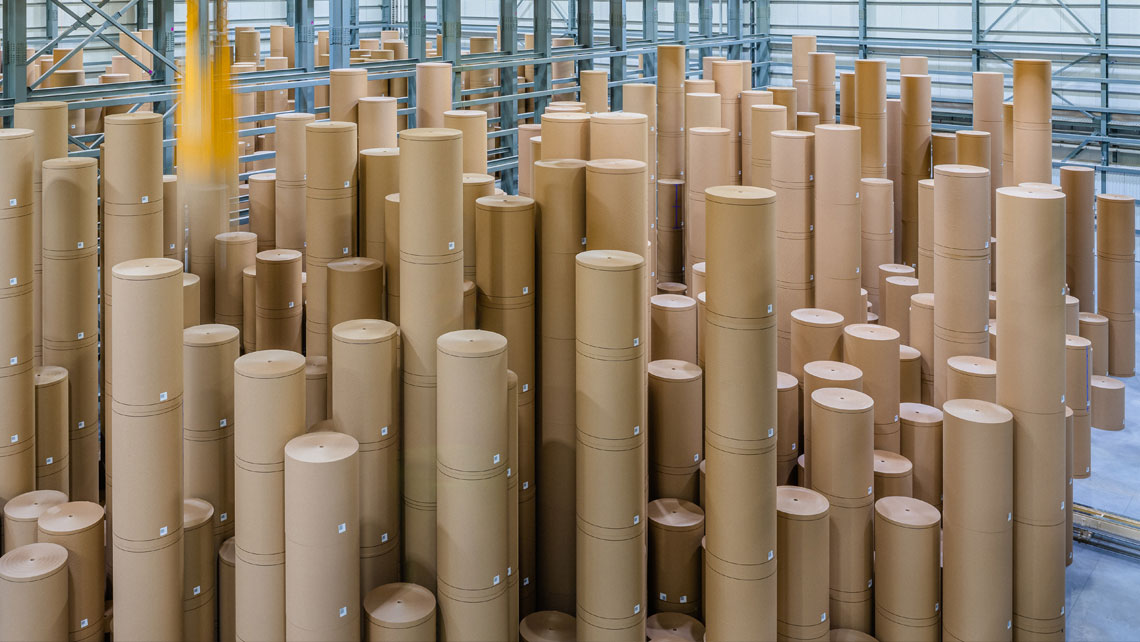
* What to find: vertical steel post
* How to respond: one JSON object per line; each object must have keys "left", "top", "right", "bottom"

{"left": 500, "top": 0, "right": 519, "bottom": 192}
{"left": 578, "top": 0, "right": 594, "bottom": 71}
{"left": 535, "top": 0, "right": 552, "bottom": 118}
{"left": 292, "top": 0, "right": 315, "bottom": 112}
{"left": 3, "top": 0, "right": 29, "bottom": 110}
{"left": 330, "top": 0, "right": 350, "bottom": 68}
{"left": 610, "top": 0, "right": 626, "bottom": 109}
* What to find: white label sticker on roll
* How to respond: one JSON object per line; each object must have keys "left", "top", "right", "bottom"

{"left": 634, "top": 604, "right": 641, "bottom": 615}
{"left": 523, "top": 286, "right": 529, "bottom": 294}
{"left": 344, "top": 181, "right": 350, "bottom": 188}
{"left": 160, "top": 391, "right": 168, "bottom": 401}
{"left": 220, "top": 418, "right": 227, "bottom": 427}
{"left": 339, "top": 607, "right": 348, "bottom": 617}
{"left": 141, "top": 196, "right": 149, "bottom": 203}
{"left": 855, "top": 266, "right": 860, "bottom": 274}
{"left": 342, "top": 247, "right": 349, "bottom": 254}
{"left": 194, "top": 585, "right": 201, "bottom": 596}
{"left": 680, "top": 595, "right": 688, "bottom": 603}
{"left": 221, "top": 512, "right": 228, "bottom": 521}
{"left": 81, "top": 619, "right": 88, "bottom": 628}
{"left": 693, "top": 453, "right": 700, "bottom": 462}
{"left": 768, "top": 427, "right": 775, "bottom": 438}
{"left": 1008, "top": 512, "right": 1012, "bottom": 521}
{"left": 9, "top": 357, "right": 17, "bottom": 365}
{"left": 935, "top": 602, "right": 940, "bottom": 612}
{"left": 493, "top": 453, "right": 501, "bottom": 464}
{"left": 894, "top": 414, "right": 899, "bottom": 422}
{"left": 493, "top": 574, "right": 501, "bottom": 585}
{"left": 8, "top": 278, "right": 15, "bottom": 286}
{"left": 768, "top": 304, "right": 773, "bottom": 314}
{"left": 792, "top": 442, "right": 798, "bottom": 450}
{"left": 508, "top": 466, "right": 513, "bottom": 477}
{"left": 523, "top": 481, "right": 529, "bottom": 490}
{"left": 633, "top": 337, "right": 640, "bottom": 347}
{"left": 867, "top": 485, "right": 873, "bottom": 495}
{"left": 77, "top": 332, "right": 84, "bottom": 340}
{"left": 523, "top": 577, "right": 530, "bottom": 586}
{"left": 288, "top": 301, "right": 295, "bottom": 308}
{"left": 9, "top": 435, "right": 15, "bottom": 443}
{"left": 381, "top": 426, "right": 389, "bottom": 436}
{"left": 78, "top": 421, "right": 85, "bottom": 429}
{"left": 1008, "top": 621, "right": 1013, "bottom": 630}
{"left": 338, "top": 523, "right": 347, "bottom": 534}
{"left": 381, "top": 532, "right": 389, "bottom": 543}
{"left": 448, "top": 241, "right": 456, "bottom": 250}
{"left": 821, "top": 613, "right": 827, "bottom": 622}
{"left": 633, "top": 425, "right": 640, "bottom": 436}
{"left": 768, "top": 550, "right": 774, "bottom": 561}
{"left": 508, "top": 566, "right": 513, "bottom": 575}
{"left": 659, "top": 592, "right": 667, "bottom": 600}
{"left": 868, "top": 579, "right": 873, "bottom": 588}
{"left": 169, "top": 243, "right": 175, "bottom": 250}
{"left": 45, "top": 456, "right": 53, "bottom": 465}
{"left": 633, "top": 514, "right": 640, "bottom": 525}
{"left": 8, "top": 199, "right": 16, "bottom": 206}
{"left": 522, "top": 384, "right": 529, "bottom": 392}
{"left": 160, "top": 526, "right": 168, "bottom": 536}
{"left": 581, "top": 237, "right": 587, "bottom": 245}
{"left": 77, "top": 241, "right": 84, "bottom": 249}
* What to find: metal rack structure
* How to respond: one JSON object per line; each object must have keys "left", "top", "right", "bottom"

{"left": 2, "top": 0, "right": 1138, "bottom": 194}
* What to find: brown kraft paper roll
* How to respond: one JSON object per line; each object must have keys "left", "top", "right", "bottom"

{"left": 777, "top": 485, "right": 830, "bottom": 638}
{"left": 364, "top": 582, "right": 437, "bottom": 641}
{"left": 37, "top": 500, "right": 106, "bottom": 638}
{"left": 0, "top": 541, "right": 70, "bottom": 641}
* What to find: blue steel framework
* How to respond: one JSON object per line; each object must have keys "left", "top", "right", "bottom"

{"left": 2, "top": 0, "right": 1138, "bottom": 196}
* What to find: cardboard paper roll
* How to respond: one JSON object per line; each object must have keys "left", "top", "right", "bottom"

{"left": 645, "top": 612, "right": 704, "bottom": 642}
{"left": 329, "top": 68, "right": 367, "bottom": 124}
{"left": 1103, "top": 310, "right": 1135, "bottom": 377}
{"left": 939, "top": 398, "right": 1013, "bottom": 535}
{"left": 0, "top": 541, "right": 69, "bottom": 640}
{"left": 219, "top": 542, "right": 236, "bottom": 640}
{"left": 575, "top": 250, "right": 645, "bottom": 353}
{"left": 874, "top": 496, "right": 940, "bottom": 625}
{"left": 12, "top": 102, "right": 68, "bottom": 188}
{"left": 110, "top": 258, "right": 183, "bottom": 412}
{"left": 42, "top": 158, "right": 97, "bottom": 256}
{"left": 182, "top": 324, "right": 239, "bottom": 435}
{"left": 933, "top": 164, "right": 991, "bottom": 254}
{"left": 364, "top": 582, "right": 437, "bottom": 640}
{"left": 3, "top": 490, "right": 67, "bottom": 552}
{"left": 330, "top": 319, "right": 398, "bottom": 445}
{"left": 946, "top": 355, "right": 996, "bottom": 403}
{"left": 1097, "top": 255, "right": 1134, "bottom": 315}
{"left": 765, "top": 87, "right": 796, "bottom": 130}
{"left": 585, "top": 159, "right": 648, "bottom": 259}
{"left": 789, "top": 308, "right": 844, "bottom": 381}
{"left": 801, "top": 360, "right": 863, "bottom": 483}
{"left": 112, "top": 528, "right": 183, "bottom": 640}
{"left": 807, "top": 53, "right": 836, "bottom": 124}
{"left": 776, "top": 485, "right": 829, "bottom": 634}
{"left": 703, "top": 431, "right": 777, "bottom": 567}
{"left": 358, "top": 149, "right": 399, "bottom": 265}
{"left": 103, "top": 114, "right": 163, "bottom": 205}
{"left": 590, "top": 112, "right": 648, "bottom": 164}
{"left": 36, "top": 500, "right": 105, "bottom": 636}
{"left": 183, "top": 497, "right": 216, "bottom": 607}
{"left": 752, "top": 109, "right": 793, "bottom": 192}
{"left": 234, "top": 350, "right": 306, "bottom": 465}
{"left": 306, "top": 357, "right": 330, "bottom": 431}
{"left": 839, "top": 72, "right": 855, "bottom": 125}
{"left": 245, "top": 174, "right": 276, "bottom": 252}
{"left": 843, "top": 324, "right": 900, "bottom": 427}
{"left": 327, "top": 257, "right": 383, "bottom": 340}
{"left": 791, "top": 35, "right": 817, "bottom": 80}
{"left": 955, "top": 130, "right": 991, "bottom": 171}
{"left": 539, "top": 113, "right": 590, "bottom": 161}
{"left": 435, "top": 583, "right": 509, "bottom": 641}
{"left": 359, "top": 97, "right": 398, "bottom": 153}
{"left": 255, "top": 249, "right": 302, "bottom": 312}
{"left": 0, "top": 130, "right": 36, "bottom": 211}
{"left": 648, "top": 497, "right": 703, "bottom": 611}
{"left": 741, "top": 90, "right": 775, "bottom": 182}
{"left": 0, "top": 210, "right": 32, "bottom": 303}
{"left": 274, "top": 182, "right": 306, "bottom": 254}
{"left": 942, "top": 521, "right": 1013, "bottom": 642}
{"left": 648, "top": 358, "right": 702, "bottom": 468}
{"left": 274, "top": 113, "right": 316, "bottom": 183}
{"left": 234, "top": 550, "right": 285, "bottom": 640}
{"left": 457, "top": 176, "right": 494, "bottom": 280}
{"left": 930, "top": 133, "right": 956, "bottom": 167}
{"left": 1012, "top": 59, "right": 1052, "bottom": 125}
{"left": 774, "top": 372, "right": 802, "bottom": 466}
{"left": 519, "top": 610, "right": 577, "bottom": 642}
{"left": 704, "top": 313, "right": 777, "bottom": 447}
{"left": 1011, "top": 518, "right": 1066, "bottom": 625}
{"left": 305, "top": 121, "right": 359, "bottom": 194}
{"left": 705, "top": 186, "right": 777, "bottom": 319}
{"left": 398, "top": 128, "right": 463, "bottom": 261}
{"left": 214, "top": 231, "right": 256, "bottom": 324}
{"left": 29, "top": 366, "right": 65, "bottom": 480}
{"left": 183, "top": 424, "right": 233, "bottom": 545}
{"left": 795, "top": 111, "right": 819, "bottom": 132}
{"left": 825, "top": 496, "right": 875, "bottom": 625}
{"left": 882, "top": 275, "right": 917, "bottom": 344}
{"left": 1064, "top": 295, "right": 1080, "bottom": 335}
{"left": 872, "top": 450, "right": 913, "bottom": 498}
{"left": 414, "top": 63, "right": 453, "bottom": 128}
{"left": 650, "top": 295, "right": 697, "bottom": 363}
{"left": 283, "top": 432, "right": 360, "bottom": 636}
{"left": 1095, "top": 193, "right": 1135, "bottom": 258}
{"left": 576, "top": 428, "right": 646, "bottom": 528}
{"left": 810, "top": 387, "right": 874, "bottom": 500}
{"left": 109, "top": 402, "right": 182, "bottom": 546}
{"left": 242, "top": 267, "right": 257, "bottom": 351}
{"left": 703, "top": 550, "right": 776, "bottom": 640}
{"left": 684, "top": 92, "right": 721, "bottom": 132}
{"left": 436, "top": 330, "right": 508, "bottom": 475}
{"left": 576, "top": 519, "right": 647, "bottom": 630}
{"left": 1090, "top": 375, "right": 1124, "bottom": 431}
{"left": 1078, "top": 312, "right": 1109, "bottom": 376}
{"left": 475, "top": 195, "right": 536, "bottom": 301}
{"left": 0, "top": 350, "right": 34, "bottom": 445}
{"left": 441, "top": 110, "right": 489, "bottom": 176}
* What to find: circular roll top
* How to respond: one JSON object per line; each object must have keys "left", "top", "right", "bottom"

{"left": 463, "top": 172, "right": 495, "bottom": 187}
{"left": 534, "top": 158, "right": 587, "bottom": 171}
{"left": 899, "top": 402, "right": 943, "bottom": 425}
{"left": 183, "top": 324, "right": 240, "bottom": 348}
{"left": 844, "top": 323, "right": 900, "bottom": 343}
{"left": 361, "top": 147, "right": 400, "bottom": 160}
{"left": 305, "top": 120, "right": 357, "bottom": 135}
{"left": 942, "top": 398, "right": 1013, "bottom": 424}
{"left": 330, "top": 67, "right": 366, "bottom": 78}
{"left": 576, "top": 249, "right": 643, "bottom": 273}
{"left": 328, "top": 256, "right": 382, "bottom": 274}
{"left": 791, "top": 308, "right": 844, "bottom": 328}
{"left": 1092, "top": 375, "right": 1124, "bottom": 392}
{"left": 4, "top": 490, "right": 67, "bottom": 522}
{"left": 592, "top": 111, "right": 648, "bottom": 124}
{"left": 249, "top": 171, "right": 276, "bottom": 185}
{"left": 305, "top": 356, "right": 327, "bottom": 379}
{"left": 648, "top": 359, "right": 702, "bottom": 383}
{"left": 257, "top": 248, "right": 302, "bottom": 265}
{"left": 934, "top": 163, "right": 989, "bottom": 180}
{"left": 42, "top": 157, "right": 95, "bottom": 171}
{"left": 1066, "top": 334, "right": 1092, "bottom": 350}
{"left": 106, "top": 112, "right": 162, "bottom": 127}
{"left": 332, "top": 319, "right": 398, "bottom": 345}
{"left": 364, "top": 582, "right": 437, "bottom": 628}
{"left": 651, "top": 294, "right": 696, "bottom": 312}
{"left": 646, "top": 612, "right": 706, "bottom": 641}
{"left": 183, "top": 273, "right": 200, "bottom": 287}
{"left": 437, "top": 329, "right": 508, "bottom": 359}
{"left": 443, "top": 108, "right": 487, "bottom": 120}
{"left": 585, "top": 158, "right": 646, "bottom": 175}
{"left": 777, "top": 485, "right": 830, "bottom": 519}
{"left": 234, "top": 349, "right": 305, "bottom": 379}
{"left": 33, "top": 366, "right": 67, "bottom": 388}
{"left": 111, "top": 257, "right": 183, "bottom": 282}
{"left": 804, "top": 360, "right": 863, "bottom": 383}
{"left": 37, "top": 501, "right": 104, "bottom": 536}
{"left": 277, "top": 112, "right": 316, "bottom": 124}
{"left": 216, "top": 231, "right": 256, "bottom": 246}
{"left": 899, "top": 345, "right": 921, "bottom": 361}
{"left": 886, "top": 275, "right": 919, "bottom": 289}
{"left": 13, "top": 101, "right": 65, "bottom": 111}
{"left": 705, "top": 184, "right": 776, "bottom": 206}
{"left": 816, "top": 123, "right": 860, "bottom": 136}
{"left": 996, "top": 185, "right": 1065, "bottom": 204}
{"left": 811, "top": 387, "right": 873, "bottom": 413}
{"left": 183, "top": 498, "right": 215, "bottom": 531}
{"left": 874, "top": 450, "right": 913, "bottom": 477}
{"left": 875, "top": 495, "right": 940, "bottom": 529}
{"left": 947, "top": 355, "right": 996, "bottom": 376}
{"left": 771, "top": 128, "right": 811, "bottom": 140}
{"left": 542, "top": 112, "right": 590, "bottom": 124}
{"left": 777, "top": 371, "right": 798, "bottom": 391}
{"left": 219, "top": 537, "right": 235, "bottom": 565}
{"left": 688, "top": 125, "right": 730, "bottom": 137}
{"left": 520, "top": 610, "right": 576, "bottom": 641}
{"left": 0, "top": 542, "right": 69, "bottom": 581}
{"left": 1078, "top": 311, "right": 1107, "bottom": 326}
{"left": 285, "top": 430, "right": 360, "bottom": 465}
{"left": 476, "top": 194, "right": 535, "bottom": 211}
{"left": 399, "top": 126, "right": 462, "bottom": 142}
{"left": 910, "top": 292, "right": 934, "bottom": 310}
{"left": 648, "top": 498, "right": 704, "bottom": 531}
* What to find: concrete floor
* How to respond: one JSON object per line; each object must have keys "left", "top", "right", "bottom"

{"left": 1066, "top": 258, "right": 1140, "bottom": 641}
